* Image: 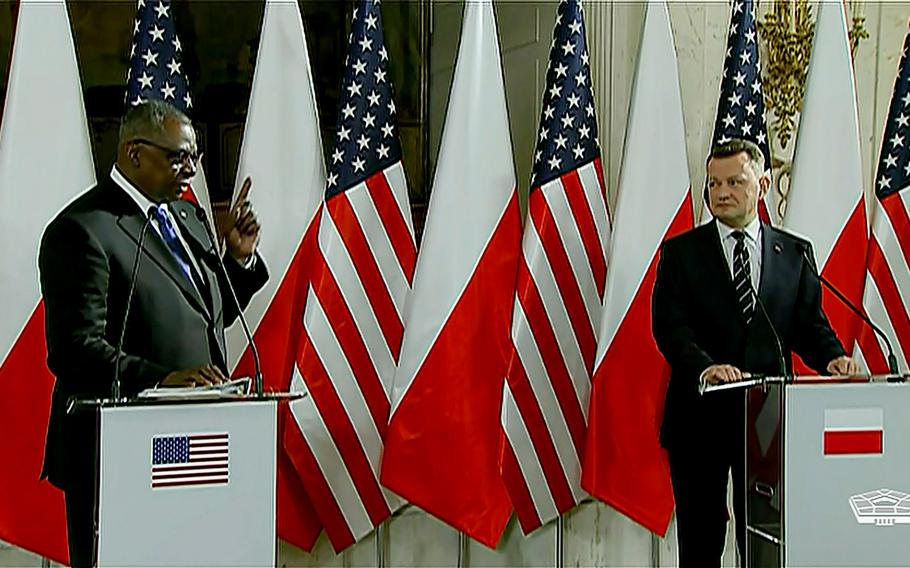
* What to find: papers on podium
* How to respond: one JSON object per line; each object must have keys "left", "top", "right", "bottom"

{"left": 137, "top": 377, "right": 252, "bottom": 400}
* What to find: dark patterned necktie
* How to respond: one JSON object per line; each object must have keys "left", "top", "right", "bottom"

{"left": 151, "top": 204, "right": 196, "bottom": 285}
{"left": 732, "top": 231, "right": 754, "bottom": 325}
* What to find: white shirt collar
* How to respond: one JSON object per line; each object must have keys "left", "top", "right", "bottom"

{"left": 715, "top": 215, "right": 761, "bottom": 244}
{"left": 110, "top": 165, "right": 157, "bottom": 216}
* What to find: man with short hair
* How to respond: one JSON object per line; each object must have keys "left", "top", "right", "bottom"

{"left": 38, "top": 99, "right": 268, "bottom": 567}
{"left": 652, "top": 138, "right": 858, "bottom": 566}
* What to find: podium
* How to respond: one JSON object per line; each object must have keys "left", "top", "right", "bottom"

{"left": 72, "top": 393, "right": 294, "bottom": 567}
{"left": 706, "top": 375, "right": 910, "bottom": 567}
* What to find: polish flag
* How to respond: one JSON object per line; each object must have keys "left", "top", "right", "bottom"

{"left": 0, "top": 1, "right": 95, "bottom": 562}
{"left": 581, "top": 0, "right": 693, "bottom": 536}
{"left": 227, "top": 0, "right": 326, "bottom": 550}
{"left": 823, "top": 408, "right": 883, "bottom": 456}
{"left": 380, "top": 0, "right": 521, "bottom": 548}
{"left": 783, "top": 0, "right": 868, "bottom": 362}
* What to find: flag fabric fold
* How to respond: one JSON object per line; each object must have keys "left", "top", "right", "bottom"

{"left": 0, "top": 0, "right": 96, "bottom": 562}
{"left": 783, "top": 0, "right": 867, "bottom": 363}
{"left": 380, "top": 0, "right": 520, "bottom": 548}
{"left": 285, "top": 0, "right": 416, "bottom": 552}
{"left": 857, "top": 26, "right": 910, "bottom": 374}
{"left": 580, "top": 0, "right": 692, "bottom": 536}
{"left": 702, "top": 0, "right": 772, "bottom": 224}
{"left": 500, "top": 0, "right": 610, "bottom": 534}
{"left": 228, "top": 0, "right": 327, "bottom": 551}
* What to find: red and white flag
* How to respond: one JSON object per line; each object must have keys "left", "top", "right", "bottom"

{"left": 499, "top": 0, "right": 610, "bottom": 534}
{"left": 580, "top": 0, "right": 692, "bottom": 536}
{"left": 380, "top": 0, "right": 520, "bottom": 548}
{"left": 823, "top": 408, "right": 883, "bottom": 456}
{"left": 856, "top": 26, "right": 910, "bottom": 374}
{"left": 228, "top": 0, "right": 326, "bottom": 551}
{"left": 285, "top": 0, "right": 416, "bottom": 551}
{"left": 783, "top": 0, "right": 868, "bottom": 362}
{"left": 0, "top": 1, "right": 95, "bottom": 562}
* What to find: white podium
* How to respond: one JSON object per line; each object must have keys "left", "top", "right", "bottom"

{"left": 95, "top": 398, "right": 278, "bottom": 567}
{"left": 707, "top": 375, "right": 910, "bottom": 567}
{"left": 783, "top": 377, "right": 910, "bottom": 567}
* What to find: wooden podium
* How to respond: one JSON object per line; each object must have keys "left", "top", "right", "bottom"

{"left": 706, "top": 374, "right": 910, "bottom": 567}
{"left": 73, "top": 393, "right": 296, "bottom": 567}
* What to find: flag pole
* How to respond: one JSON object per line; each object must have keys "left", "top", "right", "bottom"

{"left": 457, "top": 531, "right": 467, "bottom": 568}
{"left": 556, "top": 513, "right": 565, "bottom": 568}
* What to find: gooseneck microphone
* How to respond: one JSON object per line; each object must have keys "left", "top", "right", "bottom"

{"left": 113, "top": 206, "right": 156, "bottom": 401}
{"left": 750, "top": 281, "right": 789, "bottom": 382}
{"left": 195, "top": 207, "right": 264, "bottom": 397}
{"left": 798, "top": 244, "right": 899, "bottom": 375}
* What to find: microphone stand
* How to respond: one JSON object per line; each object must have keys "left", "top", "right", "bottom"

{"left": 113, "top": 207, "right": 155, "bottom": 402}
{"left": 799, "top": 247, "right": 899, "bottom": 375}
{"left": 195, "top": 208, "right": 264, "bottom": 397}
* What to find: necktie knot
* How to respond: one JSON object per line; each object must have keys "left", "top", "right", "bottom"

{"left": 731, "top": 230, "right": 746, "bottom": 243}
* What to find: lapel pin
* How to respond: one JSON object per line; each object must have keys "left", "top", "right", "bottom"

{"left": 179, "top": 210, "right": 187, "bottom": 219}
{"left": 773, "top": 243, "right": 782, "bottom": 254}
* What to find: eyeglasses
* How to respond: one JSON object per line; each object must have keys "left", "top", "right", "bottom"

{"left": 131, "top": 138, "right": 201, "bottom": 170}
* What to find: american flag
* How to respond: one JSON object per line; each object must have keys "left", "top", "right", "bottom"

{"left": 707, "top": 0, "right": 772, "bottom": 223}
{"left": 125, "top": 0, "right": 192, "bottom": 112}
{"left": 286, "top": 0, "right": 415, "bottom": 552}
{"left": 151, "top": 433, "right": 228, "bottom": 489}
{"left": 858, "top": 27, "right": 910, "bottom": 374}
{"left": 123, "top": 0, "right": 213, "bottom": 224}
{"left": 500, "top": 0, "right": 610, "bottom": 533}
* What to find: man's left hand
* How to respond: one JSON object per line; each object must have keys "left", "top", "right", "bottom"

{"left": 826, "top": 355, "right": 860, "bottom": 376}
{"left": 224, "top": 176, "right": 261, "bottom": 263}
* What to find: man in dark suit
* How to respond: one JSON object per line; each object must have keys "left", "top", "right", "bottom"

{"left": 652, "top": 139, "right": 859, "bottom": 567}
{"left": 38, "top": 100, "right": 268, "bottom": 567}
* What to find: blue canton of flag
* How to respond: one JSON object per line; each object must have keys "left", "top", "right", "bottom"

{"left": 875, "top": 31, "right": 910, "bottom": 199}
{"left": 327, "top": 0, "right": 402, "bottom": 198}
{"left": 125, "top": 0, "right": 193, "bottom": 113}
{"left": 532, "top": 0, "right": 600, "bottom": 190}
{"left": 711, "top": 0, "right": 770, "bottom": 165}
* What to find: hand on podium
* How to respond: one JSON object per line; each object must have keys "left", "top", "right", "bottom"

{"left": 702, "top": 363, "right": 748, "bottom": 385}
{"left": 826, "top": 355, "right": 860, "bottom": 376}
{"left": 159, "top": 364, "right": 228, "bottom": 387}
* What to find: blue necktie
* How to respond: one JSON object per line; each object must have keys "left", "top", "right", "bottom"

{"left": 151, "top": 204, "right": 196, "bottom": 285}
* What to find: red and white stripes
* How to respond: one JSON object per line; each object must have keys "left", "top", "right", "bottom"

{"left": 501, "top": 158, "right": 610, "bottom": 532}
{"left": 858, "top": 192, "right": 910, "bottom": 372}
{"left": 288, "top": 161, "right": 415, "bottom": 550}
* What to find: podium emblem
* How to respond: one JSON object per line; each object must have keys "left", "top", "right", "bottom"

{"left": 849, "top": 489, "right": 910, "bottom": 526}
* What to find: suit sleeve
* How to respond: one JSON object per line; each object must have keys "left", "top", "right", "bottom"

{"left": 39, "top": 217, "right": 169, "bottom": 394}
{"left": 652, "top": 241, "right": 713, "bottom": 389}
{"left": 789, "top": 242, "right": 846, "bottom": 373}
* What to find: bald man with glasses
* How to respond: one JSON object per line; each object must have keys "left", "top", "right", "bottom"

{"left": 38, "top": 99, "right": 268, "bottom": 567}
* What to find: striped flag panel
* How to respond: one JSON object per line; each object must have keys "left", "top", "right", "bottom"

{"left": 858, "top": 26, "right": 910, "bottom": 374}
{"left": 500, "top": 0, "right": 610, "bottom": 534}
{"left": 286, "top": 0, "right": 415, "bottom": 552}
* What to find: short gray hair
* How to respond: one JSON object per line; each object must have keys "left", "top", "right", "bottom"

{"left": 119, "top": 100, "right": 190, "bottom": 143}
{"left": 707, "top": 138, "right": 766, "bottom": 178}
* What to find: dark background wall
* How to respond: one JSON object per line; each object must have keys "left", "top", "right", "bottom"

{"left": 0, "top": 1, "right": 428, "bottom": 216}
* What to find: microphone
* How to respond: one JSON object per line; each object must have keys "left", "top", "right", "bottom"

{"left": 749, "top": 281, "right": 790, "bottom": 382}
{"left": 797, "top": 243, "right": 899, "bottom": 375}
{"left": 113, "top": 206, "right": 156, "bottom": 401}
{"left": 195, "top": 207, "right": 264, "bottom": 397}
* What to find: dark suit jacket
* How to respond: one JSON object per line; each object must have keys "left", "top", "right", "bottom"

{"left": 38, "top": 176, "right": 268, "bottom": 490}
{"left": 652, "top": 220, "right": 845, "bottom": 451}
